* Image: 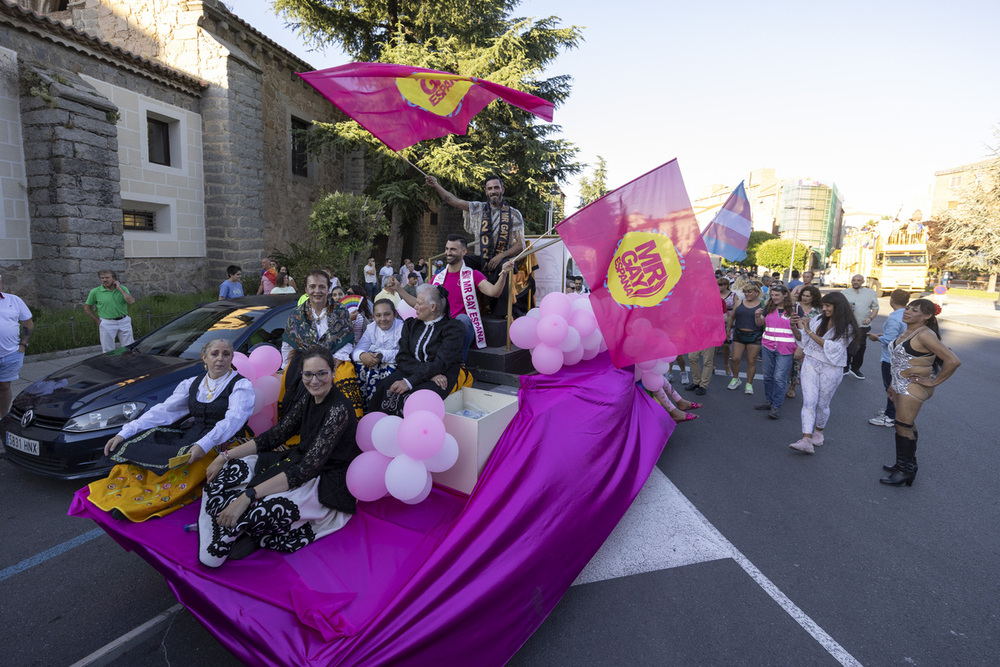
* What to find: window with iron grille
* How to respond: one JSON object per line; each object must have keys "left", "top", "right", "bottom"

{"left": 291, "top": 117, "right": 310, "bottom": 177}
{"left": 123, "top": 210, "right": 156, "bottom": 231}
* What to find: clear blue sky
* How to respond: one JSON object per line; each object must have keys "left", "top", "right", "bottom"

{"left": 235, "top": 0, "right": 1000, "bottom": 217}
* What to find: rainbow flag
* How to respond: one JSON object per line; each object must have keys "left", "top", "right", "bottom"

{"left": 340, "top": 295, "right": 364, "bottom": 311}
{"left": 298, "top": 63, "right": 554, "bottom": 151}
{"left": 556, "top": 160, "right": 725, "bottom": 367}
{"left": 701, "top": 182, "right": 752, "bottom": 262}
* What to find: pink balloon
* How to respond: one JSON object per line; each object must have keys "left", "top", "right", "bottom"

{"left": 252, "top": 387, "right": 265, "bottom": 415}
{"left": 582, "top": 328, "right": 603, "bottom": 350}
{"left": 398, "top": 410, "right": 447, "bottom": 460}
{"left": 255, "top": 374, "right": 280, "bottom": 406}
{"left": 249, "top": 345, "right": 282, "bottom": 378}
{"left": 233, "top": 352, "right": 257, "bottom": 381}
{"left": 571, "top": 297, "right": 593, "bottom": 312}
{"left": 641, "top": 371, "right": 665, "bottom": 391}
{"left": 400, "top": 471, "right": 434, "bottom": 505}
{"left": 531, "top": 343, "right": 564, "bottom": 375}
{"left": 637, "top": 359, "right": 658, "bottom": 371}
{"left": 581, "top": 345, "right": 600, "bottom": 361}
{"left": 652, "top": 360, "right": 672, "bottom": 375}
{"left": 385, "top": 455, "right": 429, "bottom": 502}
{"left": 566, "top": 292, "right": 581, "bottom": 302}
{"left": 403, "top": 389, "right": 446, "bottom": 420}
{"left": 371, "top": 415, "right": 403, "bottom": 458}
{"left": 662, "top": 354, "right": 678, "bottom": 363}
{"left": 356, "top": 411, "right": 387, "bottom": 452}
{"left": 568, "top": 310, "right": 597, "bottom": 339}
{"left": 263, "top": 402, "right": 277, "bottom": 421}
{"left": 526, "top": 308, "right": 542, "bottom": 319}
{"left": 633, "top": 366, "right": 644, "bottom": 382}
{"left": 536, "top": 314, "right": 569, "bottom": 346}
{"left": 397, "top": 301, "right": 417, "bottom": 320}
{"left": 425, "top": 433, "right": 459, "bottom": 473}
{"left": 563, "top": 343, "right": 585, "bottom": 366}
{"left": 346, "top": 451, "right": 392, "bottom": 502}
{"left": 599, "top": 339, "right": 608, "bottom": 353}
{"left": 540, "top": 292, "right": 573, "bottom": 319}
{"left": 509, "top": 316, "right": 539, "bottom": 350}
{"left": 248, "top": 411, "right": 272, "bottom": 436}
{"left": 559, "top": 326, "right": 581, "bottom": 353}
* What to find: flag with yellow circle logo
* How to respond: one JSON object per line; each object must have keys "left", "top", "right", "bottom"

{"left": 298, "top": 63, "right": 554, "bottom": 151}
{"left": 556, "top": 160, "right": 725, "bottom": 368}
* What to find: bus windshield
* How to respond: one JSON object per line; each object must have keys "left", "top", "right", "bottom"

{"left": 885, "top": 254, "right": 926, "bottom": 266}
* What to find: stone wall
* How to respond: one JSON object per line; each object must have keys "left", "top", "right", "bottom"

{"left": 20, "top": 65, "right": 123, "bottom": 311}
{"left": 411, "top": 206, "right": 469, "bottom": 264}
{"left": 125, "top": 255, "right": 210, "bottom": 297}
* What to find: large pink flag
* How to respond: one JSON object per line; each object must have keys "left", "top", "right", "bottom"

{"left": 298, "top": 63, "right": 554, "bottom": 151}
{"left": 557, "top": 160, "right": 725, "bottom": 367}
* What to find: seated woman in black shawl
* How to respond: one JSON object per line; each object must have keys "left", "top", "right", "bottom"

{"left": 368, "top": 283, "right": 465, "bottom": 416}
{"left": 197, "top": 345, "right": 360, "bottom": 566}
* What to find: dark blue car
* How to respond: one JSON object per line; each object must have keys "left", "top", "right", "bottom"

{"left": 2, "top": 295, "right": 298, "bottom": 479}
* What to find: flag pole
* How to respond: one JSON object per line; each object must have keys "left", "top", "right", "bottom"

{"left": 395, "top": 151, "right": 427, "bottom": 177}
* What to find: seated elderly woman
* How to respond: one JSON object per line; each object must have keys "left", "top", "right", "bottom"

{"left": 352, "top": 298, "right": 404, "bottom": 404}
{"left": 368, "top": 284, "right": 464, "bottom": 415}
{"left": 88, "top": 339, "right": 255, "bottom": 521}
{"left": 198, "top": 345, "right": 361, "bottom": 566}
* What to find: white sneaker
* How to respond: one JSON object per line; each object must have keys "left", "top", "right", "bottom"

{"left": 868, "top": 415, "right": 895, "bottom": 427}
{"left": 681, "top": 371, "right": 691, "bottom": 385}
{"left": 789, "top": 438, "right": 815, "bottom": 454}
{"left": 727, "top": 378, "right": 741, "bottom": 390}
{"left": 744, "top": 383, "right": 754, "bottom": 395}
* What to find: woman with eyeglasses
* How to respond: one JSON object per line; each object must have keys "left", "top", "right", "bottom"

{"left": 727, "top": 282, "right": 765, "bottom": 395}
{"left": 198, "top": 345, "right": 361, "bottom": 566}
{"left": 280, "top": 269, "right": 364, "bottom": 418}
{"left": 754, "top": 285, "right": 797, "bottom": 419}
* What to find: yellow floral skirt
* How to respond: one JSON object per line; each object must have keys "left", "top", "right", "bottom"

{"left": 87, "top": 450, "right": 218, "bottom": 522}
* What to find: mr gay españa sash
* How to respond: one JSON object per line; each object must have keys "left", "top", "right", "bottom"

{"left": 433, "top": 267, "right": 486, "bottom": 349}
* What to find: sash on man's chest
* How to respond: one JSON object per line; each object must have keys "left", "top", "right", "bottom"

{"left": 478, "top": 203, "right": 511, "bottom": 261}
{"left": 433, "top": 267, "right": 486, "bottom": 349}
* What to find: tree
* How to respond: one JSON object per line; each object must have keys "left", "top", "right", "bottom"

{"left": 938, "top": 154, "right": 1000, "bottom": 292}
{"left": 727, "top": 231, "right": 778, "bottom": 268}
{"left": 755, "top": 238, "right": 811, "bottom": 274}
{"left": 308, "top": 192, "right": 388, "bottom": 284}
{"left": 277, "top": 0, "right": 583, "bottom": 256}
{"left": 579, "top": 156, "right": 609, "bottom": 206}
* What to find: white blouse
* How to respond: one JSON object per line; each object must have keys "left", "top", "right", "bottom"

{"left": 352, "top": 319, "right": 404, "bottom": 364}
{"left": 115, "top": 372, "right": 255, "bottom": 454}
{"left": 796, "top": 315, "right": 850, "bottom": 368}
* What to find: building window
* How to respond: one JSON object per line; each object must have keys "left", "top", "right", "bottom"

{"left": 291, "top": 117, "right": 310, "bottom": 177}
{"left": 950, "top": 176, "right": 962, "bottom": 188}
{"left": 947, "top": 201, "right": 959, "bottom": 210}
{"left": 147, "top": 118, "right": 171, "bottom": 166}
{"left": 123, "top": 209, "right": 156, "bottom": 231}
{"left": 430, "top": 212, "right": 438, "bottom": 226}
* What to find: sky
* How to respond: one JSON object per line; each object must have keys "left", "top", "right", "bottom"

{"left": 234, "top": 0, "right": 1000, "bottom": 219}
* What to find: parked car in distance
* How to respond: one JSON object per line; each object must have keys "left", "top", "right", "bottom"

{"left": 2, "top": 295, "right": 298, "bottom": 479}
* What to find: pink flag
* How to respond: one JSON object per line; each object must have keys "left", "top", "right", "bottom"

{"left": 298, "top": 62, "right": 554, "bottom": 151}
{"left": 557, "top": 160, "right": 725, "bottom": 367}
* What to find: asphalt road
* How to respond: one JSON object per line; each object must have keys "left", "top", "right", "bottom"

{"left": 2, "top": 317, "right": 997, "bottom": 666}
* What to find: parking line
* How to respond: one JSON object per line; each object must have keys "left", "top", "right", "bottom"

{"left": 0, "top": 528, "right": 105, "bottom": 583}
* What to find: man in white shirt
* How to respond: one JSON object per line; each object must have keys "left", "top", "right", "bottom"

{"left": 363, "top": 257, "right": 378, "bottom": 300}
{"left": 0, "top": 275, "right": 33, "bottom": 415}
{"left": 840, "top": 274, "right": 879, "bottom": 379}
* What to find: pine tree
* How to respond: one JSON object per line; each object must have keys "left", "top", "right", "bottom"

{"left": 579, "top": 156, "right": 609, "bottom": 206}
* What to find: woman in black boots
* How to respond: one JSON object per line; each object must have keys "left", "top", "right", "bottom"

{"left": 880, "top": 299, "right": 961, "bottom": 486}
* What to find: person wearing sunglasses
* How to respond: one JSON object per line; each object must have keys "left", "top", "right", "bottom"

{"left": 199, "top": 345, "right": 361, "bottom": 566}
{"left": 754, "top": 285, "right": 797, "bottom": 419}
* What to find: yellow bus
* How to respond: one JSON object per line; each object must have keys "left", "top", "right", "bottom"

{"left": 831, "top": 227, "right": 928, "bottom": 295}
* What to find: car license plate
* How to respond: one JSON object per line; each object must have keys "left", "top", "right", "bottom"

{"left": 6, "top": 432, "right": 39, "bottom": 456}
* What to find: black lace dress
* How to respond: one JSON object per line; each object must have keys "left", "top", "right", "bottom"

{"left": 197, "top": 388, "right": 360, "bottom": 567}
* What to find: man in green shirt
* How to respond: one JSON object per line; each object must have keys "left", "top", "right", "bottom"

{"left": 84, "top": 270, "right": 136, "bottom": 352}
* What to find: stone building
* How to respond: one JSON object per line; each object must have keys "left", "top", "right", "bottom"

{"left": 1, "top": 0, "right": 363, "bottom": 310}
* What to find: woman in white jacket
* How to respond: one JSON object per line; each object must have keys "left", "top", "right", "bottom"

{"left": 788, "top": 292, "right": 859, "bottom": 454}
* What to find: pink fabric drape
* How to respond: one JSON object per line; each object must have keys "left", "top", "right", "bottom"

{"left": 70, "top": 353, "right": 672, "bottom": 665}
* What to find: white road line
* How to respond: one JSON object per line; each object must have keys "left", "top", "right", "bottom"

{"left": 69, "top": 604, "right": 183, "bottom": 667}
{"left": 578, "top": 469, "right": 862, "bottom": 667}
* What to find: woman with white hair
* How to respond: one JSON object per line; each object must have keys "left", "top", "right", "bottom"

{"left": 368, "top": 283, "right": 464, "bottom": 415}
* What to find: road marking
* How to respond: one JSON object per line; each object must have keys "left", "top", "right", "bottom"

{"left": 0, "top": 528, "right": 105, "bottom": 583}
{"left": 69, "top": 604, "right": 183, "bottom": 667}
{"left": 576, "top": 469, "right": 862, "bottom": 667}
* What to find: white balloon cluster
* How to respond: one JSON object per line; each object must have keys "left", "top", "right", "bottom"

{"left": 632, "top": 356, "right": 678, "bottom": 391}
{"left": 509, "top": 292, "right": 607, "bottom": 375}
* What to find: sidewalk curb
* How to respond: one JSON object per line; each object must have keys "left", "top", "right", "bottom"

{"left": 24, "top": 345, "right": 102, "bottom": 363}
{"left": 69, "top": 604, "right": 183, "bottom": 667}
{"left": 938, "top": 317, "right": 1000, "bottom": 336}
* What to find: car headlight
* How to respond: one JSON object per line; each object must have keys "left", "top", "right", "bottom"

{"left": 64, "top": 402, "right": 146, "bottom": 433}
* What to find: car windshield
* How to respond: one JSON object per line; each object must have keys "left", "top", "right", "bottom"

{"left": 132, "top": 305, "right": 272, "bottom": 359}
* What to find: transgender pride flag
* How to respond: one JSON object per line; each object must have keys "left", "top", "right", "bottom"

{"left": 701, "top": 182, "right": 752, "bottom": 262}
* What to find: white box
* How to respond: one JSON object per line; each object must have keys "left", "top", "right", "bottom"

{"left": 434, "top": 388, "right": 519, "bottom": 494}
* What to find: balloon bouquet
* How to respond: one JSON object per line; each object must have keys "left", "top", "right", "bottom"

{"left": 347, "top": 390, "right": 460, "bottom": 505}
{"left": 232, "top": 345, "right": 283, "bottom": 435}
{"left": 508, "top": 292, "right": 607, "bottom": 375}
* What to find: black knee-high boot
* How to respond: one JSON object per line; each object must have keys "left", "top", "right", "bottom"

{"left": 882, "top": 427, "right": 919, "bottom": 472}
{"left": 880, "top": 434, "right": 917, "bottom": 486}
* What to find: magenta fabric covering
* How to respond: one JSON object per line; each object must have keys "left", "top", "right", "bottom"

{"left": 70, "top": 353, "right": 672, "bottom": 666}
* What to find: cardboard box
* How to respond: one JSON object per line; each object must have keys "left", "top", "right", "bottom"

{"left": 434, "top": 388, "right": 519, "bottom": 494}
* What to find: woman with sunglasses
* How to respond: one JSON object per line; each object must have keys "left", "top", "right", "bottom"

{"left": 727, "top": 282, "right": 765, "bottom": 394}
{"left": 755, "top": 284, "right": 797, "bottom": 419}
{"left": 198, "top": 345, "right": 361, "bottom": 566}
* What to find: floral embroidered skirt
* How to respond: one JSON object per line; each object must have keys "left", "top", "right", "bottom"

{"left": 197, "top": 454, "right": 352, "bottom": 568}
{"left": 355, "top": 361, "right": 395, "bottom": 405}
